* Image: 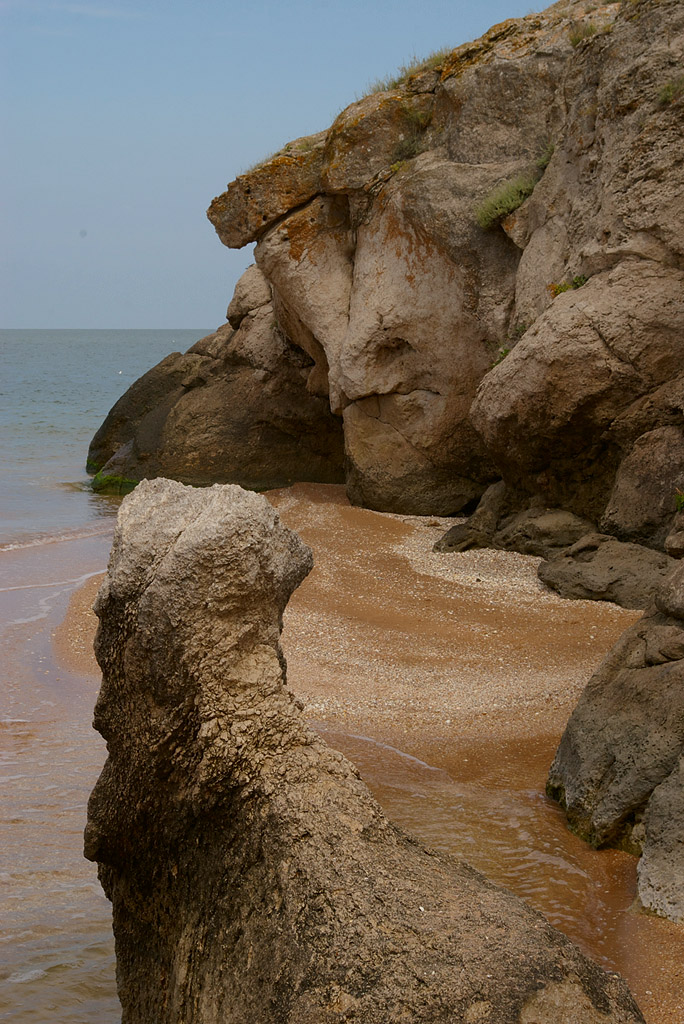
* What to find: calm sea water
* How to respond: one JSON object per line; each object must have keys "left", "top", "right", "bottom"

{"left": 0, "top": 330, "right": 207, "bottom": 1022}
{"left": 0, "top": 330, "right": 209, "bottom": 549}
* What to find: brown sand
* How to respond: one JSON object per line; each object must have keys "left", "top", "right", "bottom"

{"left": 53, "top": 572, "right": 102, "bottom": 677}
{"left": 269, "top": 483, "right": 639, "bottom": 751}
{"left": 54, "top": 483, "right": 683, "bottom": 1023}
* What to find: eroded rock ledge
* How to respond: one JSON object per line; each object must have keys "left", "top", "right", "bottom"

{"left": 85, "top": 479, "right": 644, "bottom": 1023}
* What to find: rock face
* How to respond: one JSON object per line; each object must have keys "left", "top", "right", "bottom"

{"left": 87, "top": 272, "right": 345, "bottom": 493}
{"left": 537, "top": 533, "right": 676, "bottom": 609}
{"left": 86, "top": 479, "right": 644, "bottom": 1023}
{"left": 547, "top": 560, "right": 684, "bottom": 922}
{"left": 89, "top": 0, "right": 684, "bottom": 554}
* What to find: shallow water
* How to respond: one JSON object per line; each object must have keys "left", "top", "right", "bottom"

{"left": 0, "top": 534, "right": 117, "bottom": 1022}
{"left": 316, "top": 725, "right": 683, "bottom": 1024}
{"left": 1, "top": 494, "right": 682, "bottom": 1023}
{"left": 0, "top": 329, "right": 206, "bottom": 548}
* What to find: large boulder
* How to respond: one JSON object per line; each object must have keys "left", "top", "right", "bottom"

{"left": 548, "top": 560, "right": 684, "bottom": 922}
{"left": 87, "top": 269, "right": 345, "bottom": 493}
{"left": 470, "top": 0, "right": 684, "bottom": 534}
{"left": 599, "top": 426, "right": 684, "bottom": 550}
{"left": 86, "top": 479, "right": 645, "bottom": 1023}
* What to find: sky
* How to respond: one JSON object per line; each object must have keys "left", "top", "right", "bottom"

{"left": 1, "top": 0, "right": 537, "bottom": 328}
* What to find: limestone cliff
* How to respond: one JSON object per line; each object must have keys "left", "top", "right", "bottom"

{"left": 85, "top": 478, "right": 645, "bottom": 1023}
{"left": 89, "top": 0, "right": 684, "bottom": 540}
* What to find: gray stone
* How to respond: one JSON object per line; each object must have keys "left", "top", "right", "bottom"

{"left": 600, "top": 427, "right": 684, "bottom": 549}
{"left": 86, "top": 479, "right": 644, "bottom": 1023}
{"left": 548, "top": 558, "right": 684, "bottom": 923}
{"left": 638, "top": 756, "right": 684, "bottom": 923}
{"left": 226, "top": 264, "right": 272, "bottom": 329}
{"left": 538, "top": 533, "right": 676, "bottom": 610}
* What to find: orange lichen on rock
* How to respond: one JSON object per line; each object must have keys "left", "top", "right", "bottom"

{"left": 207, "top": 132, "right": 327, "bottom": 248}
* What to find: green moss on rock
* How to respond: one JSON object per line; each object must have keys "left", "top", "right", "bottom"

{"left": 91, "top": 471, "right": 139, "bottom": 495}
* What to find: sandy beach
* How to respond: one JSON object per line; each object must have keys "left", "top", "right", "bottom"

{"left": 50, "top": 483, "right": 683, "bottom": 1023}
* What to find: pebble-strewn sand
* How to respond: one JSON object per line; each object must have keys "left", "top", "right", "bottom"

{"left": 52, "top": 483, "right": 683, "bottom": 1024}
{"left": 269, "top": 484, "right": 639, "bottom": 751}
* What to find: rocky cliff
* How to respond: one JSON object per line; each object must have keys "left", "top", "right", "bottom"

{"left": 88, "top": 0, "right": 684, "bottom": 548}
{"left": 85, "top": 478, "right": 645, "bottom": 1023}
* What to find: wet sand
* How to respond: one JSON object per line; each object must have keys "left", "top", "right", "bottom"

{"left": 49, "top": 483, "right": 683, "bottom": 1022}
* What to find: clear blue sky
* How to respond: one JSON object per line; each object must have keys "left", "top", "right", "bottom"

{"left": 2, "top": 0, "right": 535, "bottom": 328}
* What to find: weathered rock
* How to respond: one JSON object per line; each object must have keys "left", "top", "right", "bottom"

{"left": 538, "top": 532, "right": 676, "bottom": 610}
{"left": 495, "top": 507, "right": 593, "bottom": 558}
{"left": 226, "top": 264, "right": 272, "bottom": 328}
{"left": 87, "top": 273, "right": 345, "bottom": 493}
{"left": 433, "top": 490, "right": 592, "bottom": 558}
{"left": 86, "top": 479, "right": 645, "bottom": 1022}
{"left": 207, "top": 131, "right": 328, "bottom": 249}
{"left": 433, "top": 480, "right": 507, "bottom": 552}
{"left": 665, "top": 510, "right": 684, "bottom": 559}
{"left": 471, "top": 262, "right": 684, "bottom": 520}
{"left": 322, "top": 91, "right": 435, "bottom": 193}
{"left": 255, "top": 194, "right": 354, "bottom": 411}
{"left": 470, "top": 0, "right": 684, "bottom": 523}
{"left": 548, "top": 560, "right": 684, "bottom": 922}
{"left": 90, "top": 0, "right": 684, "bottom": 537}
{"left": 600, "top": 427, "right": 684, "bottom": 549}
{"left": 638, "top": 756, "right": 684, "bottom": 924}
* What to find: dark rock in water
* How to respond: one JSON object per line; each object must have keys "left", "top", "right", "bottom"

{"left": 86, "top": 478, "right": 644, "bottom": 1023}
{"left": 548, "top": 561, "right": 684, "bottom": 922}
{"left": 538, "top": 533, "right": 676, "bottom": 610}
{"left": 87, "top": 274, "right": 345, "bottom": 494}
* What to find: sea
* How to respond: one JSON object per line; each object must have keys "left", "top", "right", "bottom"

{"left": 0, "top": 330, "right": 208, "bottom": 550}
{"left": 0, "top": 330, "right": 208, "bottom": 1023}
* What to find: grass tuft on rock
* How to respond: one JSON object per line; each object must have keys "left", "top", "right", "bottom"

{"left": 568, "top": 22, "right": 597, "bottom": 47}
{"left": 659, "top": 76, "right": 684, "bottom": 106}
{"left": 475, "top": 142, "right": 555, "bottom": 230}
{"left": 363, "top": 48, "right": 453, "bottom": 96}
{"left": 475, "top": 174, "right": 538, "bottom": 229}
